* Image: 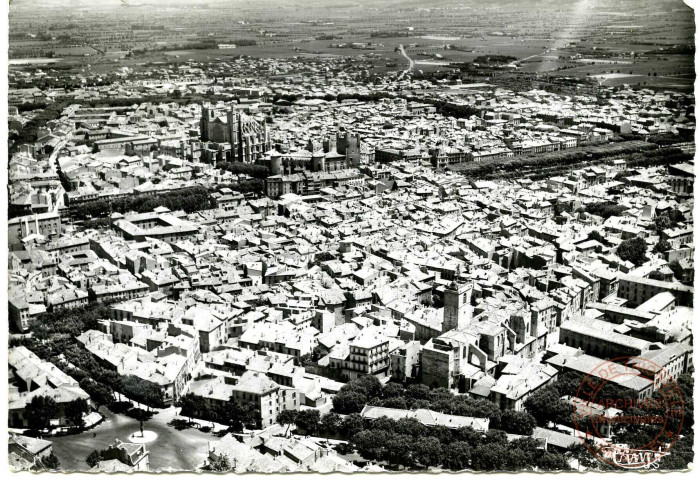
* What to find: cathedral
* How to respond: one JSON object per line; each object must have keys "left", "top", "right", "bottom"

{"left": 257, "top": 133, "right": 361, "bottom": 176}
{"left": 200, "top": 105, "right": 271, "bottom": 163}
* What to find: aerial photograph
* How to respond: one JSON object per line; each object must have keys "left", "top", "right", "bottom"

{"left": 4, "top": 0, "right": 696, "bottom": 473}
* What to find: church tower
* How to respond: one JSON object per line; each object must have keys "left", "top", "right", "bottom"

{"left": 263, "top": 119, "right": 270, "bottom": 149}
{"left": 200, "top": 105, "right": 215, "bottom": 142}
{"left": 337, "top": 132, "right": 361, "bottom": 167}
{"left": 226, "top": 109, "right": 239, "bottom": 159}
{"left": 442, "top": 279, "right": 473, "bottom": 332}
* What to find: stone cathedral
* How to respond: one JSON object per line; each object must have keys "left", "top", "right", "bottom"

{"left": 200, "top": 105, "right": 271, "bottom": 163}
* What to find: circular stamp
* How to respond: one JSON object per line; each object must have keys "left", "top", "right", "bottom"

{"left": 572, "top": 356, "right": 685, "bottom": 470}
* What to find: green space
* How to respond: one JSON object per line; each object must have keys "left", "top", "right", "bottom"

{"left": 447, "top": 142, "right": 694, "bottom": 181}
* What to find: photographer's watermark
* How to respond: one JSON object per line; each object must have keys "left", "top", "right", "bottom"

{"left": 573, "top": 357, "right": 684, "bottom": 470}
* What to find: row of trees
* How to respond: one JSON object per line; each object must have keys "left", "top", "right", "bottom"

{"left": 426, "top": 99, "right": 480, "bottom": 119}
{"left": 60, "top": 341, "right": 165, "bottom": 408}
{"left": 9, "top": 100, "right": 71, "bottom": 153}
{"left": 519, "top": 145, "right": 690, "bottom": 183}
{"left": 12, "top": 301, "right": 166, "bottom": 409}
{"left": 352, "top": 426, "right": 571, "bottom": 471}
{"left": 274, "top": 91, "right": 480, "bottom": 122}
{"left": 70, "top": 186, "right": 215, "bottom": 220}
{"left": 217, "top": 161, "right": 270, "bottom": 179}
{"left": 86, "top": 440, "right": 154, "bottom": 469}
{"left": 647, "top": 133, "right": 688, "bottom": 146}
{"left": 25, "top": 396, "right": 90, "bottom": 433}
{"left": 277, "top": 409, "right": 321, "bottom": 436}
{"left": 16, "top": 102, "right": 50, "bottom": 113}
{"left": 120, "top": 375, "right": 166, "bottom": 408}
{"left": 177, "top": 393, "right": 257, "bottom": 432}
{"left": 216, "top": 179, "right": 265, "bottom": 196}
{"left": 473, "top": 55, "right": 518, "bottom": 64}
{"left": 61, "top": 343, "right": 164, "bottom": 409}
{"left": 274, "top": 405, "right": 567, "bottom": 471}
{"left": 624, "top": 147, "right": 693, "bottom": 170}
{"left": 177, "top": 39, "right": 257, "bottom": 50}
{"left": 71, "top": 90, "right": 234, "bottom": 109}
{"left": 331, "top": 376, "right": 535, "bottom": 435}
{"left": 334, "top": 92, "right": 479, "bottom": 119}
{"left": 446, "top": 141, "right": 658, "bottom": 179}
{"left": 25, "top": 301, "right": 110, "bottom": 342}
{"left": 79, "top": 363, "right": 699, "bottom": 471}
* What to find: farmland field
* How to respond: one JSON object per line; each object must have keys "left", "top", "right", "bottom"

{"left": 7, "top": 0, "right": 694, "bottom": 91}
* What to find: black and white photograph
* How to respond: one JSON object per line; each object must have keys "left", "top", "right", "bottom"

{"left": 3, "top": 0, "right": 696, "bottom": 473}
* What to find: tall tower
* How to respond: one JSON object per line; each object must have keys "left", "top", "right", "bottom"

{"left": 312, "top": 150, "right": 326, "bottom": 172}
{"left": 200, "top": 105, "right": 214, "bottom": 141}
{"left": 323, "top": 135, "right": 337, "bottom": 153}
{"left": 442, "top": 280, "right": 473, "bottom": 332}
{"left": 226, "top": 109, "right": 239, "bottom": 160}
{"left": 263, "top": 120, "right": 270, "bottom": 150}
{"left": 337, "top": 132, "right": 361, "bottom": 167}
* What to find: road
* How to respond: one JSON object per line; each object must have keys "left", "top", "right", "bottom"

{"left": 48, "top": 139, "right": 67, "bottom": 214}
{"left": 397, "top": 44, "right": 414, "bottom": 80}
{"left": 49, "top": 404, "right": 348, "bottom": 472}
{"left": 50, "top": 406, "right": 217, "bottom": 472}
{"left": 517, "top": 48, "right": 551, "bottom": 63}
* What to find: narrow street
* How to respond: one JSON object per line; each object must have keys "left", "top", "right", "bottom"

{"left": 48, "top": 139, "right": 67, "bottom": 214}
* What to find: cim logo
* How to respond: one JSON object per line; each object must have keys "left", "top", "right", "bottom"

{"left": 599, "top": 446, "right": 670, "bottom": 470}
{"left": 574, "top": 357, "right": 685, "bottom": 469}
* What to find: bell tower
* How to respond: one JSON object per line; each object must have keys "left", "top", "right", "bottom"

{"left": 200, "top": 105, "right": 215, "bottom": 141}
{"left": 226, "top": 109, "right": 237, "bottom": 160}
{"left": 442, "top": 280, "right": 473, "bottom": 332}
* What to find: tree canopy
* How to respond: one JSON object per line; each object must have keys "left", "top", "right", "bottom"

{"left": 208, "top": 455, "right": 232, "bottom": 472}
{"left": 64, "top": 398, "right": 90, "bottom": 429}
{"left": 27, "top": 395, "right": 59, "bottom": 432}
{"left": 616, "top": 237, "right": 648, "bottom": 266}
{"left": 71, "top": 186, "right": 215, "bottom": 221}
{"left": 584, "top": 202, "right": 627, "bottom": 219}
